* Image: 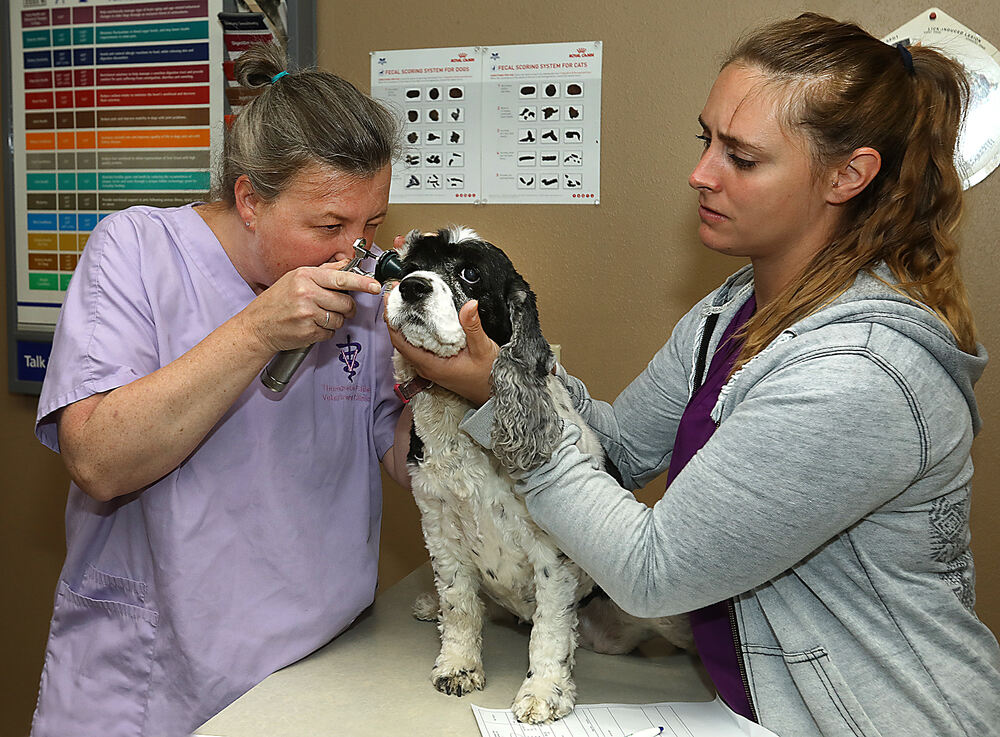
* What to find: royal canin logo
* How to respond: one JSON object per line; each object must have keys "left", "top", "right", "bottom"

{"left": 450, "top": 52, "right": 475, "bottom": 62}
{"left": 569, "top": 47, "right": 594, "bottom": 58}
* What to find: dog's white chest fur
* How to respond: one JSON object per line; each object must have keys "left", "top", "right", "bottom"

{"left": 407, "top": 381, "right": 596, "bottom": 623}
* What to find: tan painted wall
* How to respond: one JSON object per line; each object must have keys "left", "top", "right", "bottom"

{"left": 3, "top": 1, "right": 998, "bottom": 733}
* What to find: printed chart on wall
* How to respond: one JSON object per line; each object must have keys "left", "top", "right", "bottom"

{"left": 8, "top": 0, "right": 224, "bottom": 333}
{"left": 371, "top": 46, "right": 484, "bottom": 203}
{"left": 484, "top": 41, "right": 601, "bottom": 203}
{"left": 219, "top": 0, "right": 287, "bottom": 124}
{"left": 372, "top": 41, "right": 602, "bottom": 204}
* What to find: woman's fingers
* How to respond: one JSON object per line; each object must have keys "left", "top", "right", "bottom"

{"left": 314, "top": 261, "right": 382, "bottom": 294}
{"left": 245, "top": 265, "right": 382, "bottom": 351}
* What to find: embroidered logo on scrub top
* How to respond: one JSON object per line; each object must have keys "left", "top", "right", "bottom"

{"left": 337, "top": 334, "right": 363, "bottom": 382}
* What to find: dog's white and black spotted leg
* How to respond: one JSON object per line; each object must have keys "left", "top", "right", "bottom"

{"left": 430, "top": 563, "right": 486, "bottom": 696}
{"left": 512, "top": 559, "right": 579, "bottom": 723}
{"left": 411, "top": 482, "right": 487, "bottom": 696}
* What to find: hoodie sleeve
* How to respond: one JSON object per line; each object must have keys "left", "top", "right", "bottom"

{"left": 469, "top": 346, "right": 926, "bottom": 617}
{"left": 542, "top": 302, "right": 700, "bottom": 490}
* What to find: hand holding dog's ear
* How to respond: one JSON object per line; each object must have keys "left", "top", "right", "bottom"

{"left": 438, "top": 301, "right": 500, "bottom": 406}
{"left": 458, "top": 300, "right": 496, "bottom": 358}
{"left": 384, "top": 296, "right": 499, "bottom": 407}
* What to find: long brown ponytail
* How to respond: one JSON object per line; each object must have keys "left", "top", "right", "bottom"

{"left": 724, "top": 13, "right": 977, "bottom": 369}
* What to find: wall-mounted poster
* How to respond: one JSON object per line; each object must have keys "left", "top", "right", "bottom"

{"left": 372, "top": 41, "right": 602, "bottom": 205}
{"left": 4, "top": 0, "right": 316, "bottom": 393}
{"left": 371, "top": 46, "right": 484, "bottom": 203}
{"left": 4, "top": 0, "right": 226, "bottom": 392}
{"left": 482, "top": 41, "right": 601, "bottom": 204}
{"left": 7, "top": 0, "right": 225, "bottom": 332}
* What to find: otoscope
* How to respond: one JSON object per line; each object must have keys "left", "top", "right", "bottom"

{"left": 259, "top": 238, "right": 406, "bottom": 392}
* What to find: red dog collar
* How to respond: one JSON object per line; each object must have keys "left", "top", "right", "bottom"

{"left": 394, "top": 376, "right": 434, "bottom": 404}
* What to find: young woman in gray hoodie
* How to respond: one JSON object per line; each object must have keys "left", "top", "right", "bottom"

{"left": 389, "top": 13, "right": 1000, "bottom": 737}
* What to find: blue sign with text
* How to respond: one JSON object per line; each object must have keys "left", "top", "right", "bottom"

{"left": 16, "top": 340, "right": 51, "bottom": 384}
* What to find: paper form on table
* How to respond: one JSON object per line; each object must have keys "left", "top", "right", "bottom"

{"left": 471, "top": 695, "right": 780, "bottom": 737}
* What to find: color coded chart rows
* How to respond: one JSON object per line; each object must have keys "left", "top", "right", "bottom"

{"left": 15, "top": 0, "right": 217, "bottom": 297}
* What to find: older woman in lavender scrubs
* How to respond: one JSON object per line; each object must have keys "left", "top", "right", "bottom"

{"left": 31, "top": 44, "right": 410, "bottom": 737}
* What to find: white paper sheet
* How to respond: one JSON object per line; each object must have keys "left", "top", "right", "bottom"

{"left": 882, "top": 7, "right": 1000, "bottom": 189}
{"left": 472, "top": 696, "right": 779, "bottom": 737}
{"left": 481, "top": 41, "right": 602, "bottom": 204}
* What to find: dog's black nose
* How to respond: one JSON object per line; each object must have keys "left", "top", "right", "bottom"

{"left": 398, "top": 276, "right": 433, "bottom": 302}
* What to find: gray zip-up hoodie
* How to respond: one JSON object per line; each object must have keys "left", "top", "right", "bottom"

{"left": 460, "top": 264, "right": 1000, "bottom": 737}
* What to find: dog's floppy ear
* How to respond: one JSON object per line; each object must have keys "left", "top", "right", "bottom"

{"left": 490, "top": 276, "right": 561, "bottom": 473}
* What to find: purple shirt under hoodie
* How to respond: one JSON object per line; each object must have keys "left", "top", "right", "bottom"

{"left": 665, "top": 293, "right": 757, "bottom": 721}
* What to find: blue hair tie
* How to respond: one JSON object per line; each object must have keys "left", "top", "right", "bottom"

{"left": 270, "top": 71, "right": 290, "bottom": 84}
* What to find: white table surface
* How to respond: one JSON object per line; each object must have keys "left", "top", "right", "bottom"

{"left": 198, "top": 562, "right": 714, "bottom": 736}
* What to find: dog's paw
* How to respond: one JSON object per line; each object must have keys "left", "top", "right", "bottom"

{"left": 412, "top": 592, "right": 439, "bottom": 621}
{"left": 512, "top": 676, "right": 575, "bottom": 724}
{"left": 431, "top": 665, "right": 485, "bottom": 696}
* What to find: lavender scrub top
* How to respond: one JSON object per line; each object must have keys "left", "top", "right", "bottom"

{"left": 32, "top": 205, "right": 403, "bottom": 737}
{"left": 665, "top": 293, "right": 757, "bottom": 721}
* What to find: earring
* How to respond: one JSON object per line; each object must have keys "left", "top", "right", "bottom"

{"left": 245, "top": 221, "right": 252, "bottom": 228}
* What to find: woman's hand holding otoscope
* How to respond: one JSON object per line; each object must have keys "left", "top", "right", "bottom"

{"left": 260, "top": 238, "right": 406, "bottom": 392}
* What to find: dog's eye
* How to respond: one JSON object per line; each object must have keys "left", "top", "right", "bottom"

{"left": 459, "top": 266, "right": 481, "bottom": 284}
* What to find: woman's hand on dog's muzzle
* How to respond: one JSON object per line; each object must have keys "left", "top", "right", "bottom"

{"left": 384, "top": 294, "right": 499, "bottom": 407}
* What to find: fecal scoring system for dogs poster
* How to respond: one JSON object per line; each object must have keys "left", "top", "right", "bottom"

{"left": 370, "top": 46, "right": 484, "bottom": 203}
{"left": 371, "top": 41, "right": 602, "bottom": 204}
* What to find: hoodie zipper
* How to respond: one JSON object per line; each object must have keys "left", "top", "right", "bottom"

{"left": 727, "top": 598, "right": 759, "bottom": 722}
{"left": 692, "top": 312, "right": 721, "bottom": 394}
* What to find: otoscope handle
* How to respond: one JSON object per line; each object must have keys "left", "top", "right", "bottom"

{"left": 260, "top": 345, "right": 313, "bottom": 392}
{"left": 258, "top": 241, "right": 403, "bottom": 393}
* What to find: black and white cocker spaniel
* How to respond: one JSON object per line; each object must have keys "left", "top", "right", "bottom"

{"left": 385, "top": 227, "right": 692, "bottom": 724}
